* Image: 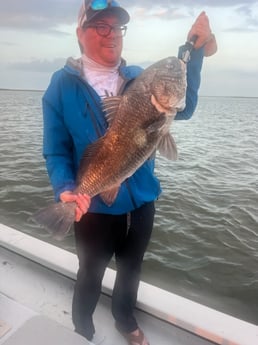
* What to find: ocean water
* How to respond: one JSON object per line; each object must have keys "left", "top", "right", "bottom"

{"left": 0, "top": 89, "right": 258, "bottom": 324}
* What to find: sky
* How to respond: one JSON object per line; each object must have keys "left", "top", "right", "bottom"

{"left": 0, "top": 0, "right": 258, "bottom": 97}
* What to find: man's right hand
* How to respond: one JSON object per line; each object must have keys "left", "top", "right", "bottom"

{"left": 187, "top": 11, "right": 217, "bottom": 57}
{"left": 60, "top": 191, "right": 91, "bottom": 222}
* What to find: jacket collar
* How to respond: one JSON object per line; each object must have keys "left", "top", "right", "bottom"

{"left": 65, "top": 56, "right": 126, "bottom": 76}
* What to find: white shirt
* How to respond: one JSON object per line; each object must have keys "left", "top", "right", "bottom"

{"left": 82, "top": 54, "right": 122, "bottom": 97}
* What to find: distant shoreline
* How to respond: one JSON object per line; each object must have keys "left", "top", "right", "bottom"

{"left": 0, "top": 88, "right": 44, "bottom": 92}
{"left": 0, "top": 88, "right": 257, "bottom": 99}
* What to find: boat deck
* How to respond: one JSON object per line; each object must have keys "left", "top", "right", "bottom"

{"left": 0, "top": 247, "right": 214, "bottom": 345}
{"left": 0, "top": 294, "right": 88, "bottom": 345}
{"left": 1, "top": 224, "right": 258, "bottom": 345}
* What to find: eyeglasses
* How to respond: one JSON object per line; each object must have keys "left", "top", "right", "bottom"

{"left": 85, "top": 0, "right": 120, "bottom": 11}
{"left": 84, "top": 23, "right": 127, "bottom": 37}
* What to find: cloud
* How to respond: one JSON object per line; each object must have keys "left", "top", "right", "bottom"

{"left": 0, "top": 0, "right": 257, "bottom": 31}
{"left": 0, "top": 0, "right": 79, "bottom": 31}
{"left": 0, "top": 41, "right": 18, "bottom": 46}
{"left": 124, "top": 0, "right": 257, "bottom": 8}
{"left": 220, "top": 4, "right": 258, "bottom": 32}
{"left": 8, "top": 58, "right": 66, "bottom": 73}
{"left": 236, "top": 5, "right": 258, "bottom": 29}
{"left": 130, "top": 6, "right": 188, "bottom": 21}
{"left": 224, "top": 26, "right": 258, "bottom": 32}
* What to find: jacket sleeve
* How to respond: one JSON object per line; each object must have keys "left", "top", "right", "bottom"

{"left": 42, "top": 72, "right": 76, "bottom": 201}
{"left": 175, "top": 47, "right": 204, "bottom": 120}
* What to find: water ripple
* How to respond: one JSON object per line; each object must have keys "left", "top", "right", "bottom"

{"left": 1, "top": 91, "right": 258, "bottom": 324}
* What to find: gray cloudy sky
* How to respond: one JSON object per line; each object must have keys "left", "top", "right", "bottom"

{"left": 0, "top": 0, "right": 258, "bottom": 96}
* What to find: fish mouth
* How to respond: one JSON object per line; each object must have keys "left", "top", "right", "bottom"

{"left": 151, "top": 94, "right": 173, "bottom": 113}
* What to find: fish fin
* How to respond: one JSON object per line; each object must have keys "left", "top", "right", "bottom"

{"left": 100, "top": 186, "right": 120, "bottom": 206}
{"left": 144, "top": 116, "right": 167, "bottom": 134}
{"left": 102, "top": 96, "right": 123, "bottom": 125}
{"left": 32, "top": 202, "right": 76, "bottom": 241}
{"left": 158, "top": 133, "right": 178, "bottom": 160}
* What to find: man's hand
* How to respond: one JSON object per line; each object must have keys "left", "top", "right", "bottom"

{"left": 60, "top": 191, "right": 91, "bottom": 222}
{"left": 187, "top": 11, "right": 217, "bottom": 57}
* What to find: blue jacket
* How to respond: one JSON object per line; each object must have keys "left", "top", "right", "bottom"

{"left": 42, "top": 48, "right": 204, "bottom": 214}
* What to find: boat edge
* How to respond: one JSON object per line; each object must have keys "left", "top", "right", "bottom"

{"left": 0, "top": 223, "right": 257, "bottom": 345}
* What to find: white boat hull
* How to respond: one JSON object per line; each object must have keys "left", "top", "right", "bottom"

{"left": 1, "top": 223, "right": 257, "bottom": 345}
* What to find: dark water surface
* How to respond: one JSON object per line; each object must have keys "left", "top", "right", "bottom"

{"left": 0, "top": 90, "right": 258, "bottom": 324}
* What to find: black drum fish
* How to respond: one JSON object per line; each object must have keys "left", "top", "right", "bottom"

{"left": 33, "top": 56, "right": 187, "bottom": 240}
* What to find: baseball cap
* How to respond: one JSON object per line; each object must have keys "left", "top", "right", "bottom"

{"left": 78, "top": 0, "right": 130, "bottom": 27}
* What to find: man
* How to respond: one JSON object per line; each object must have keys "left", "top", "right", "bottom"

{"left": 42, "top": 1, "right": 217, "bottom": 344}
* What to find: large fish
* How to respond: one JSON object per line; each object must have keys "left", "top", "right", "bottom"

{"left": 33, "top": 56, "right": 187, "bottom": 240}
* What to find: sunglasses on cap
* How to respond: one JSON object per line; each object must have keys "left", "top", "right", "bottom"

{"left": 85, "top": 0, "right": 120, "bottom": 11}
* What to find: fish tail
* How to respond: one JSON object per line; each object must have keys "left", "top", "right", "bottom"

{"left": 32, "top": 202, "right": 76, "bottom": 241}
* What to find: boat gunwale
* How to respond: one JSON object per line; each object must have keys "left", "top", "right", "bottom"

{"left": 1, "top": 223, "right": 257, "bottom": 345}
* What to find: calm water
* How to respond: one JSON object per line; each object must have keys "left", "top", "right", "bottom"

{"left": 0, "top": 90, "right": 258, "bottom": 324}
